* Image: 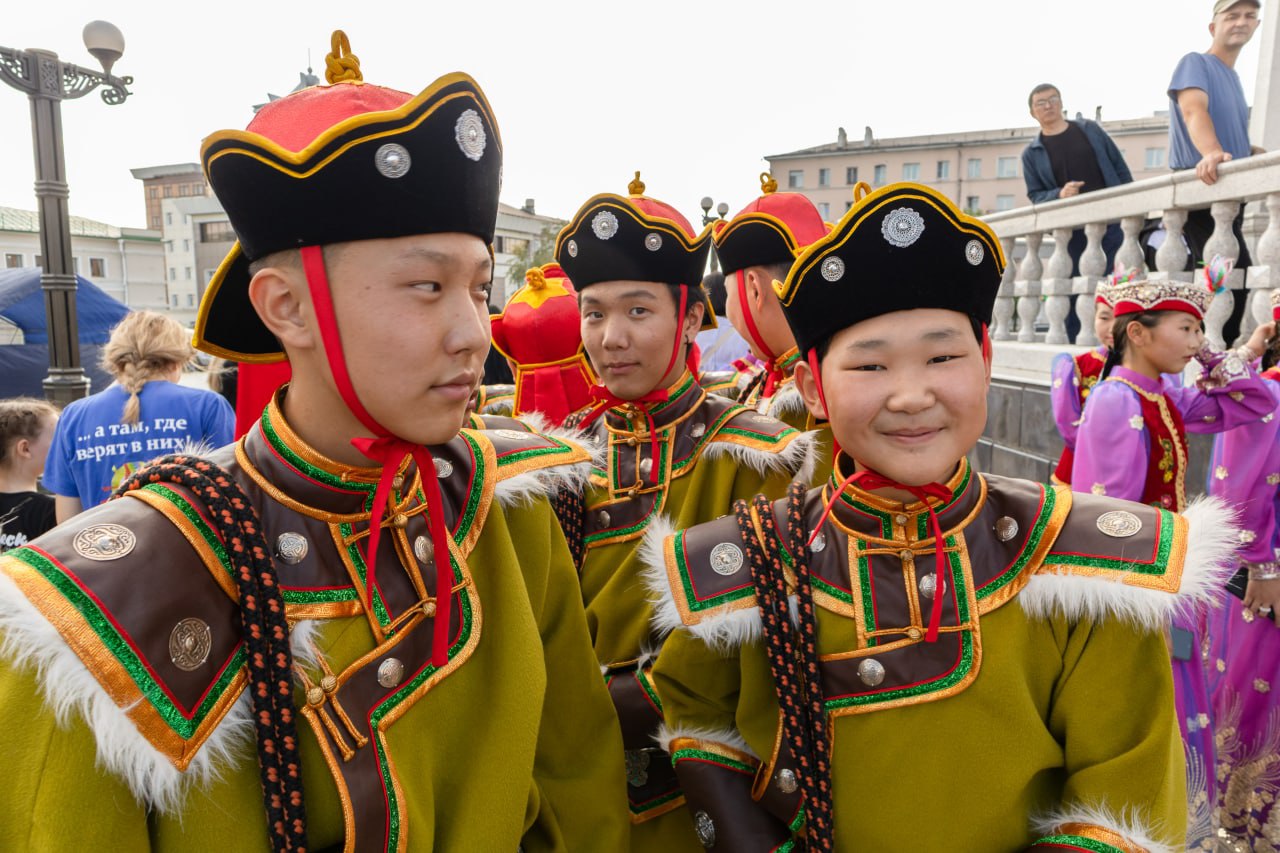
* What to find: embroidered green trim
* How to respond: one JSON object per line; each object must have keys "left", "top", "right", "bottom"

{"left": 1029, "top": 836, "right": 1124, "bottom": 853}
{"left": 260, "top": 406, "right": 374, "bottom": 496}
{"left": 648, "top": 373, "right": 698, "bottom": 415}
{"left": 916, "top": 463, "right": 973, "bottom": 539}
{"left": 5, "top": 547, "right": 246, "bottom": 738}
{"left": 630, "top": 788, "right": 682, "bottom": 816}
{"left": 454, "top": 431, "right": 485, "bottom": 542}
{"left": 976, "top": 485, "right": 1055, "bottom": 601}
{"left": 368, "top": 550, "right": 473, "bottom": 852}
{"left": 339, "top": 521, "right": 392, "bottom": 628}
{"left": 855, "top": 539, "right": 877, "bottom": 647}
{"left": 835, "top": 489, "right": 893, "bottom": 539}
{"left": 812, "top": 573, "right": 854, "bottom": 605}
{"left": 1043, "top": 507, "right": 1174, "bottom": 576}
{"left": 672, "top": 405, "right": 741, "bottom": 471}
{"left": 829, "top": 542, "right": 972, "bottom": 710}
{"left": 670, "top": 528, "right": 755, "bottom": 613}
{"left": 636, "top": 668, "right": 663, "bottom": 713}
{"left": 670, "top": 747, "right": 754, "bottom": 775}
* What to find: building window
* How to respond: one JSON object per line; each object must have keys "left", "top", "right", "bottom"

{"left": 965, "top": 196, "right": 981, "bottom": 213}
{"left": 148, "top": 187, "right": 158, "bottom": 199}
{"left": 185, "top": 266, "right": 192, "bottom": 279}
{"left": 171, "top": 293, "right": 178, "bottom": 306}
{"left": 150, "top": 215, "right": 161, "bottom": 229}
{"left": 169, "top": 267, "right": 176, "bottom": 280}
{"left": 937, "top": 160, "right": 951, "bottom": 180}
{"left": 191, "top": 183, "right": 204, "bottom": 195}
{"left": 995, "top": 195, "right": 1016, "bottom": 211}
{"left": 788, "top": 170, "right": 803, "bottom": 189}
{"left": 163, "top": 185, "right": 173, "bottom": 197}
{"left": 199, "top": 221, "right": 236, "bottom": 243}
{"left": 4, "top": 253, "right": 21, "bottom": 268}
{"left": 818, "top": 202, "right": 830, "bottom": 219}
{"left": 183, "top": 215, "right": 189, "bottom": 224}
{"left": 902, "top": 162, "right": 920, "bottom": 181}
{"left": 179, "top": 184, "right": 189, "bottom": 197}
{"left": 996, "top": 157, "right": 1019, "bottom": 178}
{"left": 845, "top": 166, "right": 858, "bottom": 184}
{"left": 89, "top": 258, "right": 106, "bottom": 277}
{"left": 165, "top": 212, "right": 173, "bottom": 225}
{"left": 845, "top": 200, "right": 853, "bottom": 211}
{"left": 1145, "top": 147, "right": 1166, "bottom": 169}
{"left": 818, "top": 168, "right": 830, "bottom": 188}
{"left": 34, "top": 255, "right": 42, "bottom": 269}
{"left": 187, "top": 293, "right": 195, "bottom": 306}
{"left": 873, "top": 164, "right": 887, "bottom": 186}
{"left": 183, "top": 239, "right": 190, "bottom": 251}
{"left": 967, "top": 159, "right": 982, "bottom": 179}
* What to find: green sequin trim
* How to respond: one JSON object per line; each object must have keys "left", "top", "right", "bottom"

{"left": 1030, "top": 836, "right": 1124, "bottom": 853}
{"left": 6, "top": 547, "right": 246, "bottom": 738}
{"left": 855, "top": 539, "right": 877, "bottom": 647}
{"left": 976, "top": 486, "right": 1055, "bottom": 601}
{"left": 630, "top": 788, "right": 682, "bottom": 816}
{"left": 261, "top": 406, "right": 373, "bottom": 495}
{"left": 453, "top": 431, "right": 485, "bottom": 542}
{"left": 1043, "top": 507, "right": 1174, "bottom": 577}
{"left": 670, "top": 530, "right": 755, "bottom": 612}
{"left": 367, "top": 551, "right": 473, "bottom": 852}
{"left": 670, "top": 747, "right": 754, "bottom": 775}
{"left": 635, "top": 668, "right": 663, "bottom": 714}
{"left": 648, "top": 374, "right": 698, "bottom": 415}
{"left": 339, "top": 521, "right": 392, "bottom": 628}
{"left": 835, "top": 488, "right": 893, "bottom": 539}
{"left": 812, "top": 573, "right": 853, "bottom": 605}
{"left": 715, "top": 425, "right": 794, "bottom": 444}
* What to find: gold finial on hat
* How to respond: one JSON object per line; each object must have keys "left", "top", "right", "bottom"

{"left": 525, "top": 267, "right": 547, "bottom": 290}
{"left": 760, "top": 172, "right": 778, "bottom": 194}
{"left": 853, "top": 181, "right": 872, "bottom": 202}
{"left": 628, "top": 171, "right": 646, "bottom": 196}
{"left": 324, "top": 30, "right": 363, "bottom": 84}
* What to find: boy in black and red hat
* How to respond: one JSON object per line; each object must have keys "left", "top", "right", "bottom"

{"left": 0, "top": 31, "right": 625, "bottom": 852}
{"left": 644, "top": 182, "right": 1236, "bottom": 851}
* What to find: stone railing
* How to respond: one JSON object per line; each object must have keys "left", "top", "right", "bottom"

{"left": 983, "top": 150, "right": 1280, "bottom": 349}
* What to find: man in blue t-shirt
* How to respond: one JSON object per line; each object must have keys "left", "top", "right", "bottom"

{"left": 1167, "top": 0, "right": 1262, "bottom": 280}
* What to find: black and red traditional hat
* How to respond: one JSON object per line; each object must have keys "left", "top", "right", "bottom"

{"left": 194, "top": 32, "right": 502, "bottom": 362}
{"left": 712, "top": 173, "right": 829, "bottom": 276}
{"left": 775, "top": 182, "right": 1005, "bottom": 356}
{"left": 554, "top": 172, "right": 716, "bottom": 331}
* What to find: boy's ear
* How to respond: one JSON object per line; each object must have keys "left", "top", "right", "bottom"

{"left": 14, "top": 438, "right": 30, "bottom": 459}
{"left": 793, "top": 358, "right": 829, "bottom": 421}
{"left": 248, "top": 266, "right": 314, "bottom": 353}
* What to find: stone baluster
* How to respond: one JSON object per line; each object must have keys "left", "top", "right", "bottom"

{"left": 1116, "top": 215, "right": 1147, "bottom": 276}
{"left": 1246, "top": 193, "right": 1280, "bottom": 339}
{"left": 992, "top": 236, "right": 1016, "bottom": 340}
{"left": 1073, "top": 222, "right": 1107, "bottom": 346}
{"left": 1203, "top": 200, "right": 1243, "bottom": 347}
{"left": 1154, "top": 208, "right": 1191, "bottom": 279}
{"left": 1042, "top": 227, "right": 1074, "bottom": 344}
{"left": 1015, "top": 232, "right": 1044, "bottom": 343}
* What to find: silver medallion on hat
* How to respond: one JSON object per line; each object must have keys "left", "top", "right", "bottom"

{"left": 820, "top": 256, "right": 845, "bottom": 282}
{"left": 454, "top": 109, "right": 486, "bottom": 161}
{"left": 373, "top": 143, "right": 411, "bottom": 179}
{"left": 591, "top": 210, "right": 620, "bottom": 241}
{"left": 73, "top": 523, "right": 136, "bottom": 561}
{"left": 644, "top": 232, "right": 663, "bottom": 251}
{"left": 566, "top": 239, "right": 578, "bottom": 258}
{"left": 965, "top": 239, "right": 985, "bottom": 265}
{"left": 882, "top": 207, "right": 925, "bottom": 248}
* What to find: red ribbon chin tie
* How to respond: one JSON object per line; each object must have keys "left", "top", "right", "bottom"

{"left": 737, "top": 270, "right": 787, "bottom": 398}
{"left": 300, "top": 246, "right": 452, "bottom": 668}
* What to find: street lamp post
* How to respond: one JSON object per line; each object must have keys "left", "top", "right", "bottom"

{"left": 700, "top": 196, "right": 730, "bottom": 275}
{"left": 0, "top": 21, "right": 133, "bottom": 405}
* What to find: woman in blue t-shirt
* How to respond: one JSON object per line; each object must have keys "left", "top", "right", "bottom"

{"left": 43, "top": 311, "right": 234, "bottom": 518}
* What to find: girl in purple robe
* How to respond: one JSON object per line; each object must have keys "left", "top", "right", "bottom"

{"left": 1206, "top": 288, "right": 1280, "bottom": 847}
{"left": 1073, "top": 268, "right": 1275, "bottom": 848}
{"left": 1049, "top": 281, "right": 1115, "bottom": 486}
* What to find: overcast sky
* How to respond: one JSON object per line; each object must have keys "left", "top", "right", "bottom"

{"left": 0, "top": 0, "right": 1267, "bottom": 231}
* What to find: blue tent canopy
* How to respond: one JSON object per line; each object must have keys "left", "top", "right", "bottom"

{"left": 0, "top": 266, "right": 131, "bottom": 398}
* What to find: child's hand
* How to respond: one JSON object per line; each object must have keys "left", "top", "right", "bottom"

{"left": 1245, "top": 321, "right": 1277, "bottom": 361}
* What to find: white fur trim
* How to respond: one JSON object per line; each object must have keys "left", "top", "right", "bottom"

{"left": 640, "top": 514, "right": 683, "bottom": 638}
{"left": 1019, "top": 497, "right": 1239, "bottom": 631}
{"left": 767, "top": 385, "right": 808, "bottom": 419}
{"left": 491, "top": 417, "right": 599, "bottom": 508}
{"left": 1032, "top": 802, "right": 1176, "bottom": 853}
{"left": 514, "top": 411, "right": 607, "bottom": 471}
{"left": 655, "top": 722, "right": 758, "bottom": 758}
{"left": 0, "top": 571, "right": 257, "bottom": 814}
{"left": 703, "top": 428, "right": 819, "bottom": 483}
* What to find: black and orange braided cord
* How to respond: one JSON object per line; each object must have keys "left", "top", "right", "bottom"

{"left": 116, "top": 455, "right": 307, "bottom": 852}
{"left": 737, "top": 482, "right": 834, "bottom": 850}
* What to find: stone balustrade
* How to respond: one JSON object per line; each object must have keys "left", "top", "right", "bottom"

{"left": 983, "top": 150, "right": 1280, "bottom": 349}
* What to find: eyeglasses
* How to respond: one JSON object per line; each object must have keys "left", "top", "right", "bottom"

{"left": 1032, "top": 95, "right": 1062, "bottom": 109}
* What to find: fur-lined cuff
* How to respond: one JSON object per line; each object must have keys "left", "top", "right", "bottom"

{"left": 1030, "top": 802, "right": 1176, "bottom": 853}
{"left": 703, "top": 429, "right": 819, "bottom": 483}
{"left": 655, "top": 722, "right": 757, "bottom": 758}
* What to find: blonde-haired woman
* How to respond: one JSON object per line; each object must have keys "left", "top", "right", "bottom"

{"left": 43, "top": 310, "right": 234, "bottom": 519}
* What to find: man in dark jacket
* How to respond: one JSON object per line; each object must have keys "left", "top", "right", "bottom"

{"left": 1021, "top": 83, "right": 1133, "bottom": 340}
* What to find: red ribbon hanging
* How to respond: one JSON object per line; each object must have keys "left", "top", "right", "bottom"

{"left": 300, "top": 246, "right": 452, "bottom": 667}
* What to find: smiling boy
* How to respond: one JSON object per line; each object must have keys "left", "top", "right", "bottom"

{"left": 0, "top": 33, "right": 625, "bottom": 852}
{"left": 643, "top": 182, "right": 1238, "bottom": 852}
{"left": 555, "top": 174, "right": 816, "bottom": 850}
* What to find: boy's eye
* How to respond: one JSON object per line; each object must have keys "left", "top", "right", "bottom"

{"left": 850, "top": 364, "right": 884, "bottom": 372}
{"left": 929, "top": 354, "right": 958, "bottom": 364}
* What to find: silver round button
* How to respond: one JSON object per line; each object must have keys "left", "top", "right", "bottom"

{"left": 377, "top": 658, "right": 405, "bottom": 689}
{"left": 776, "top": 767, "right": 798, "bottom": 794}
{"left": 858, "top": 657, "right": 886, "bottom": 687}
{"left": 275, "top": 532, "right": 308, "bottom": 565}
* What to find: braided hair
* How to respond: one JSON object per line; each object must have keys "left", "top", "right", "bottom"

{"left": 101, "top": 311, "right": 193, "bottom": 424}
